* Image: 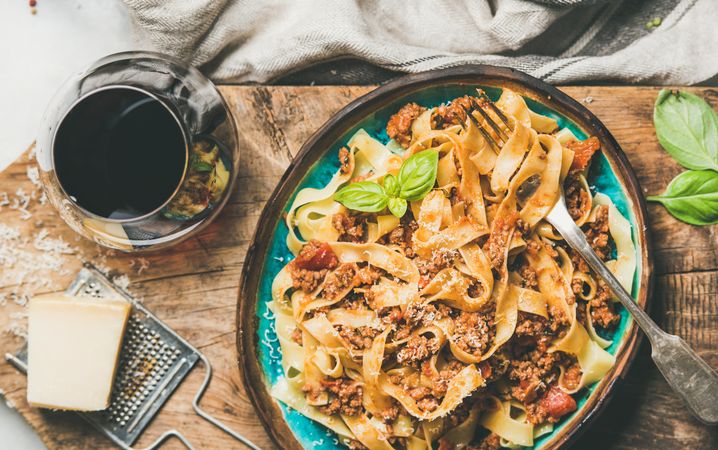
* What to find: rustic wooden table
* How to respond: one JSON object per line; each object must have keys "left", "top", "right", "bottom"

{"left": 0, "top": 86, "right": 716, "bottom": 449}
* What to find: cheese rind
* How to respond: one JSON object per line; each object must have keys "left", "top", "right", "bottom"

{"left": 27, "top": 294, "right": 131, "bottom": 411}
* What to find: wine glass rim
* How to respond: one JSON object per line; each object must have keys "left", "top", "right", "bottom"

{"left": 50, "top": 84, "right": 190, "bottom": 224}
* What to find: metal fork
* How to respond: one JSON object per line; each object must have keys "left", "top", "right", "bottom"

{"left": 545, "top": 196, "right": 718, "bottom": 425}
{"left": 471, "top": 90, "right": 718, "bottom": 424}
{"left": 459, "top": 90, "right": 513, "bottom": 151}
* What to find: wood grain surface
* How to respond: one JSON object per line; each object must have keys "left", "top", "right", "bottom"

{"left": 0, "top": 86, "right": 716, "bottom": 450}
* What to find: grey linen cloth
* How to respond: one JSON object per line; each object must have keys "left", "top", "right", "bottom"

{"left": 122, "top": 0, "right": 718, "bottom": 85}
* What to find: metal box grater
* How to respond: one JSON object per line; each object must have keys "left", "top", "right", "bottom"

{"left": 5, "top": 265, "right": 260, "bottom": 450}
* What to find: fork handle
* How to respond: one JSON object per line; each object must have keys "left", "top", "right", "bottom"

{"left": 547, "top": 200, "right": 659, "bottom": 333}
{"left": 651, "top": 332, "right": 718, "bottom": 424}
{"left": 547, "top": 199, "right": 718, "bottom": 425}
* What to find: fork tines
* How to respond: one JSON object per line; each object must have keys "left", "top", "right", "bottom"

{"left": 461, "top": 104, "right": 502, "bottom": 151}
{"left": 470, "top": 99, "right": 508, "bottom": 142}
{"left": 459, "top": 90, "right": 513, "bottom": 151}
{"left": 475, "top": 89, "right": 513, "bottom": 132}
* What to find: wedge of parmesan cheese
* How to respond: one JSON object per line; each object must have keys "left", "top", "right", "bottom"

{"left": 27, "top": 294, "right": 131, "bottom": 411}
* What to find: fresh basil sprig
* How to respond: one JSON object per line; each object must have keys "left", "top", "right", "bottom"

{"left": 647, "top": 170, "right": 718, "bottom": 225}
{"left": 383, "top": 173, "right": 400, "bottom": 197}
{"left": 654, "top": 90, "right": 718, "bottom": 171}
{"left": 388, "top": 197, "right": 408, "bottom": 218}
{"left": 333, "top": 181, "right": 389, "bottom": 213}
{"left": 649, "top": 90, "right": 718, "bottom": 225}
{"left": 398, "top": 149, "right": 439, "bottom": 201}
{"left": 334, "top": 149, "right": 438, "bottom": 217}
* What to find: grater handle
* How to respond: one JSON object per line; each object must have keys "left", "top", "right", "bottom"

{"left": 3, "top": 352, "right": 198, "bottom": 450}
{"left": 193, "top": 354, "right": 263, "bottom": 450}
{"left": 139, "top": 430, "right": 195, "bottom": 450}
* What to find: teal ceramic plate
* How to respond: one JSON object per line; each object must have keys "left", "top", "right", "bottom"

{"left": 238, "top": 66, "right": 653, "bottom": 450}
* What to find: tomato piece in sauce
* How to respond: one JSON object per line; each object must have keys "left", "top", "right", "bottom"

{"left": 293, "top": 240, "right": 339, "bottom": 271}
{"left": 478, "top": 360, "right": 493, "bottom": 380}
{"left": 540, "top": 385, "right": 577, "bottom": 420}
{"left": 568, "top": 136, "right": 600, "bottom": 172}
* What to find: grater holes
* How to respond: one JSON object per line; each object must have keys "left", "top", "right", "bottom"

{"left": 12, "top": 267, "right": 200, "bottom": 445}
{"left": 104, "top": 315, "right": 180, "bottom": 427}
{"left": 79, "top": 281, "right": 103, "bottom": 298}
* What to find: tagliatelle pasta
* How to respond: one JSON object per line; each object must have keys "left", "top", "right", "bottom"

{"left": 271, "top": 89, "right": 636, "bottom": 449}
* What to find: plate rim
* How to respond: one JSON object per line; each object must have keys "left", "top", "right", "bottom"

{"left": 236, "top": 65, "right": 654, "bottom": 450}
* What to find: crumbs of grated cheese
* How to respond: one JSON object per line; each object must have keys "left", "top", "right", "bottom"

{"left": 7, "top": 311, "right": 28, "bottom": 340}
{"left": 0, "top": 222, "right": 81, "bottom": 338}
{"left": 8, "top": 188, "right": 32, "bottom": 220}
{"left": 0, "top": 164, "right": 47, "bottom": 219}
{"left": 12, "top": 293, "right": 28, "bottom": 307}
{"left": 0, "top": 223, "right": 77, "bottom": 295}
{"left": 26, "top": 166, "right": 41, "bottom": 187}
{"left": 0, "top": 165, "right": 139, "bottom": 338}
{"left": 112, "top": 274, "right": 131, "bottom": 290}
{"left": 33, "top": 229, "right": 74, "bottom": 254}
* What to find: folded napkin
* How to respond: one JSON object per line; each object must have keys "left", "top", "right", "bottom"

{"left": 122, "top": 0, "right": 717, "bottom": 85}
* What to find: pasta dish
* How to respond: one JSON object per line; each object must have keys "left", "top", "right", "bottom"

{"left": 268, "top": 89, "right": 636, "bottom": 449}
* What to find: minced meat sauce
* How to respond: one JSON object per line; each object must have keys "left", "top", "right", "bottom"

{"left": 383, "top": 217, "right": 418, "bottom": 257}
{"left": 432, "top": 95, "right": 477, "bottom": 129}
{"left": 565, "top": 174, "right": 590, "bottom": 221}
{"left": 453, "top": 310, "right": 495, "bottom": 356}
{"left": 313, "top": 377, "right": 364, "bottom": 417}
{"left": 386, "top": 102, "right": 426, "bottom": 148}
{"left": 396, "top": 334, "right": 441, "bottom": 365}
{"left": 414, "top": 248, "right": 458, "bottom": 289}
{"left": 337, "top": 325, "right": 380, "bottom": 351}
{"left": 332, "top": 212, "right": 367, "bottom": 243}
{"left": 563, "top": 205, "right": 621, "bottom": 329}
{"left": 289, "top": 240, "right": 339, "bottom": 292}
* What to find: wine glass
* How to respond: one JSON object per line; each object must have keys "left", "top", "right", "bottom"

{"left": 35, "top": 51, "right": 239, "bottom": 252}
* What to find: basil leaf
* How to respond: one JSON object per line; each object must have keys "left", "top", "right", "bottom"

{"left": 383, "top": 174, "right": 400, "bottom": 197}
{"left": 654, "top": 89, "right": 718, "bottom": 171}
{"left": 647, "top": 170, "right": 718, "bottom": 225}
{"left": 334, "top": 181, "right": 389, "bottom": 212}
{"left": 398, "top": 149, "right": 439, "bottom": 201}
{"left": 388, "top": 197, "right": 407, "bottom": 218}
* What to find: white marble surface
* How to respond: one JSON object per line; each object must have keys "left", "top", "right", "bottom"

{"left": 0, "top": 1, "right": 138, "bottom": 447}
{"left": 0, "top": 0, "right": 139, "bottom": 171}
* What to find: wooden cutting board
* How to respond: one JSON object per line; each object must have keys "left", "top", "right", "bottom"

{"left": 0, "top": 86, "right": 717, "bottom": 450}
